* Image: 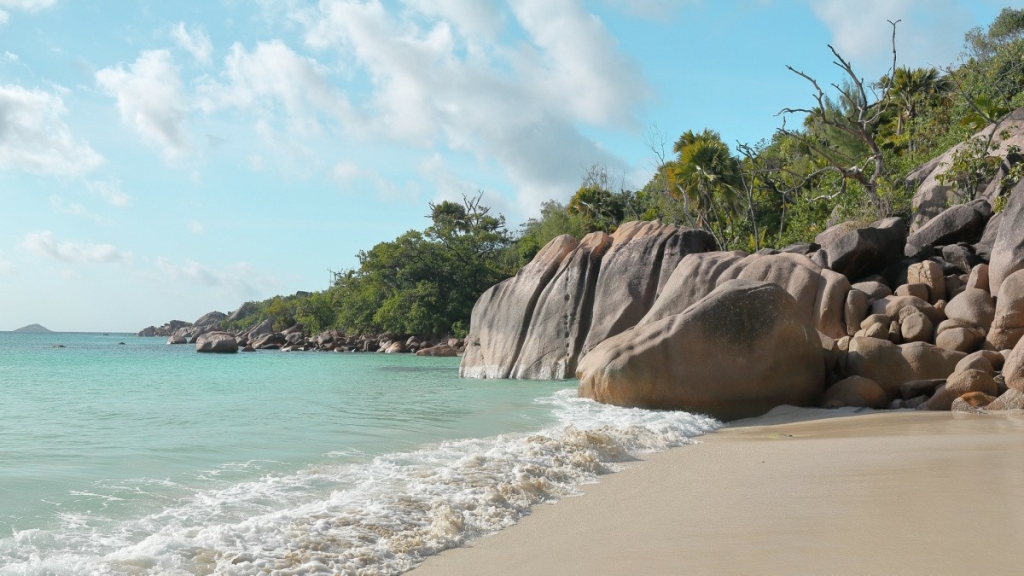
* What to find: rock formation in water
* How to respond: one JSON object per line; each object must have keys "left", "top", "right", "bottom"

{"left": 577, "top": 280, "right": 825, "bottom": 420}
{"left": 460, "top": 173, "right": 1024, "bottom": 419}
{"left": 460, "top": 222, "right": 718, "bottom": 379}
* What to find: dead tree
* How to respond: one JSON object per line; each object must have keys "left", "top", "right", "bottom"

{"left": 777, "top": 21, "right": 900, "bottom": 214}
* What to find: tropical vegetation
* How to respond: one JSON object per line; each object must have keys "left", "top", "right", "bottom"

{"left": 225, "top": 9, "right": 1024, "bottom": 339}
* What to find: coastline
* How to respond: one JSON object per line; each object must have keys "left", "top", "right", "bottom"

{"left": 410, "top": 408, "right": 1024, "bottom": 575}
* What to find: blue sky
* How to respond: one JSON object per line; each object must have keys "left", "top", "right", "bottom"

{"left": 0, "top": 0, "right": 1018, "bottom": 332}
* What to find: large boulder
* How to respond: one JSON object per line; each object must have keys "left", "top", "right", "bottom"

{"left": 460, "top": 224, "right": 717, "bottom": 380}
{"left": 252, "top": 332, "right": 287, "bottom": 350}
{"left": 944, "top": 288, "right": 996, "bottom": 332}
{"left": 989, "top": 177, "right": 1024, "bottom": 296}
{"left": 643, "top": 252, "right": 851, "bottom": 339}
{"left": 460, "top": 235, "right": 578, "bottom": 378}
{"left": 416, "top": 344, "right": 458, "bottom": 357}
{"left": 195, "top": 331, "right": 239, "bottom": 353}
{"left": 822, "top": 376, "right": 887, "bottom": 409}
{"left": 905, "top": 200, "right": 991, "bottom": 255}
{"left": 580, "top": 222, "right": 717, "bottom": 356}
{"left": 193, "top": 311, "right": 227, "bottom": 328}
{"left": 920, "top": 369, "right": 998, "bottom": 411}
{"left": 246, "top": 318, "right": 274, "bottom": 340}
{"left": 816, "top": 217, "right": 907, "bottom": 281}
{"left": 510, "top": 232, "right": 612, "bottom": 379}
{"left": 225, "top": 302, "right": 259, "bottom": 324}
{"left": 845, "top": 337, "right": 964, "bottom": 397}
{"left": 1003, "top": 336, "right": 1024, "bottom": 392}
{"left": 987, "top": 269, "right": 1024, "bottom": 350}
{"left": 577, "top": 280, "right": 825, "bottom": 421}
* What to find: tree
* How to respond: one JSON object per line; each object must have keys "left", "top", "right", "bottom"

{"left": 777, "top": 21, "right": 900, "bottom": 214}
{"left": 666, "top": 129, "right": 742, "bottom": 248}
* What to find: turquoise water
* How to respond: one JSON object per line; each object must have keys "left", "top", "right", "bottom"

{"left": 0, "top": 332, "right": 718, "bottom": 575}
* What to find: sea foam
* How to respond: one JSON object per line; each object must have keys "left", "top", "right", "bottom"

{"left": 0, "top": 390, "right": 719, "bottom": 575}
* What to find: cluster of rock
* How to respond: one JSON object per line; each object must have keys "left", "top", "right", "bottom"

{"left": 460, "top": 174, "right": 1024, "bottom": 420}
{"left": 140, "top": 311, "right": 463, "bottom": 356}
{"left": 137, "top": 319, "right": 191, "bottom": 338}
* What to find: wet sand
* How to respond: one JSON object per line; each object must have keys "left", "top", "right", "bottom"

{"left": 411, "top": 408, "right": 1024, "bottom": 575}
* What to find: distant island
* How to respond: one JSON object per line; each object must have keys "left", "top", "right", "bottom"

{"left": 13, "top": 324, "right": 53, "bottom": 333}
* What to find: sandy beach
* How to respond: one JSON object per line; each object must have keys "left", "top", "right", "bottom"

{"left": 411, "top": 408, "right": 1024, "bottom": 575}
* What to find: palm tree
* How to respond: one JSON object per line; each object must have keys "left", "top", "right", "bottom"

{"left": 887, "top": 67, "right": 951, "bottom": 151}
{"left": 668, "top": 129, "right": 742, "bottom": 247}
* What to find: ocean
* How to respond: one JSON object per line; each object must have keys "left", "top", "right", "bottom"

{"left": 0, "top": 332, "right": 719, "bottom": 575}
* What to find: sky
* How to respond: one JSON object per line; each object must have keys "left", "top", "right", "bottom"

{"left": 0, "top": 0, "right": 1019, "bottom": 332}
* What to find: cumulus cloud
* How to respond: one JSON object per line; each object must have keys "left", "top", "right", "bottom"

{"left": 21, "top": 231, "right": 131, "bottom": 264}
{"left": 0, "top": 84, "right": 103, "bottom": 176}
{"left": 156, "top": 257, "right": 280, "bottom": 297}
{"left": 809, "top": 0, "right": 971, "bottom": 74}
{"left": 171, "top": 22, "right": 213, "bottom": 64}
{"left": 198, "top": 40, "right": 352, "bottom": 137}
{"left": 0, "top": 0, "right": 57, "bottom": 24}
{"left": 96, "top": 50, "right": 191, "bottom": 161}
{"left": 296, "top": 0, "right": 645, "bottom": 210}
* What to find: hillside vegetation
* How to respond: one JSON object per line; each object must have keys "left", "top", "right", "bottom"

{"left": 224, "top": 9, "right": 1024, "bottom": 340}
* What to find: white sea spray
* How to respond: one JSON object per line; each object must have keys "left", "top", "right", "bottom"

{"left": 0, "top": 390, "right": 719, "bottom": 576}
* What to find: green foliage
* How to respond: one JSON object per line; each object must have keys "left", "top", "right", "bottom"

{"left": 222, "top": 9, "right": 1024, "bottom": 342}
{"left": 936, "top": 135, "right": 1002, "bottom": 203}
{"left": 335, "top": 194, "right": 516, "bottom": 336}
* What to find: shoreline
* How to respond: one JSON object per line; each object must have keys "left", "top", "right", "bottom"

{"left": 410, "top": 407, "right": 1024, "bottom": 575}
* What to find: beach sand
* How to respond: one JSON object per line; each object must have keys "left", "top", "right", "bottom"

{"left": 411, "top": 408, "right": 1024, "bottom": 575}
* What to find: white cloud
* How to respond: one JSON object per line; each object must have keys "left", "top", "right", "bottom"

{"left": 87, "top": 179, "right": 131, "bottom": 207}
{"left": 188, "top": 220, "right": 204, "bottom": 234}
{"left": 809, "top": 0, "right": 971, "bottom": 74}
{"left": 0, "top": 0, "right": 57, "bottom": 9}
{"left": 331, "top": 159, "right": 363, "bottom": 184}
{"left": 399, "top": 0, "right": 504, "bottom": 39}
{"left": 198, "top": 40, "right": 352, "bottom": 137}
{"left": 21, "top": 231, "right": 131, "bottom": 264}
{"left": 49, "top": 195, "right": 106, "bottom": 223}
{"left": 171, "top": 22, "right": 213, "bottom": 64}
{"left": 156, "top": 257, "right": 280, "bottom": 297}
{"left": 0, "top": 0, "right": 56, "bottom": 24}
{"left": 296, "top": 0, "right": 645, "bottom": 211}
{"left": 0, "top": 84, "right": 103, "bottom": 176}
{"left": 96, "top": 50, "right": 191, "bottom": 161}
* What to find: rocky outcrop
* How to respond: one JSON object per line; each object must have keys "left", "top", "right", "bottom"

{"left": 906, "top": 199, "right": 991, "bottom": 255}
{"left": 577, "top": 280, "right": 825, "bottom": 420}
{"left": 195, "top": 332, "right": 239, "bottom": 353}
{"left": 459, "top": 235, "right": 580, "bottom": 379}
{"left": 460, "top": 223, "right": 717, "bottom": 379}
{"left": 641, "top": 251, "right": 851, "bottom": 339}
{"left": 137, "top": 319, "right": 190, "bottom": 337}
{"left": 510, "top": 232, "right": 612, "bottom": 379}
{"left": 455, "top": 187, "right": 1024, "bottom": 419}
{"left": 579, "top": 222, "right": 719, "bottom": 355}
{"left": 989, "top": 177, "right": 1024, "bottom": 296}
{"left": 815, "top": 217, "right": 907, "bottom": 281}
{"left": 908, "top": 107, "right": 1024, "bottom": 231}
